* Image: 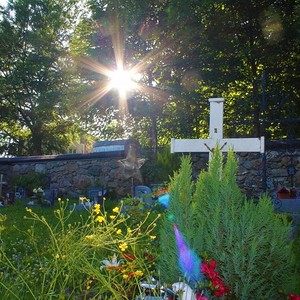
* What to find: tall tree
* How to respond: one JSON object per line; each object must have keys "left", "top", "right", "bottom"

{"left": 189, "top": 0, "right": 300, "bottom": 139}
{"left": 72, "top": 0, "right": 300, "bottom": 153}
{"left": 0, "top": 0, "right": 82, "bottom": 156}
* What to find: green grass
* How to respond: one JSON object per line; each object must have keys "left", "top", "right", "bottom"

{"left": 0, "top": 197, "right": 159, "bottom": 299}
{"left": 0, "top": 198, "right": 116, "bottom": 259}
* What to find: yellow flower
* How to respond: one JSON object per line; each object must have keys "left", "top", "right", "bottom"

{"left": 93, "top": 204, "right": 101, "bottom": 214}
{"left": 112, "top": 207, "right": 119, "bottom": 213}
{"left": 119, "top": 243, "right": 128, "bottom": 252}
{"left": 122, "top": 274, "right": 129, "bottom": 279}
{"left": 55, "top": 254, "right": 60, "bottom": 259}
{"left": 109, "top": 215, "right": 116, "bottom": 220}
{"left": 86, "top": 279, "right": 93, "bottom": 290}
{"left": 96, "top": 216, "right": 105, "bottom": 223}
{"left": 150, "top": 235, "right": 156, "bottom": 240}
{"left": 85, "top": 235, "right": 95, "bottom": 240}
{"left": 57, "top": 197, "right": 61, "bottom": 202}
{"left": 134, "top": 270, "right": 144, "bottom": 277}
{"left": 127, "top": 228, "right": 132, "bottom": 234}
{"left": 116, "top": 229, "right": 122, "bottom": 235}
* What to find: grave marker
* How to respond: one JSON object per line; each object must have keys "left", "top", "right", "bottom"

{"left": 171, "top": 98, "right": 265, "bottom": 159}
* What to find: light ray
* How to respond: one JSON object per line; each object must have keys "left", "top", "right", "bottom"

{"left": 78, "top": 57, "right": 112, "bottom": 77}
{"left": 79, "top": 82, "right": 112, "bottom": 109}
{"left": 78, "top": 13, "right": 185, "bottom": 114}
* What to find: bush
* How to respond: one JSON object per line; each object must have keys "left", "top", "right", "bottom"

{"left": 159, "top": 148, "right": 296, "bottom": 299}
{"left": 9, "top": 171, "right": 48, "bottom": 196}
{"left": 141, "top": 145, "right": 181, "bottom": 184}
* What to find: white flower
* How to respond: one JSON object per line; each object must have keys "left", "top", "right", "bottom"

{"left": 37, "top": 187, "right": 44, "bottom": 193}
{"left": 33, "top": 187, "right": 44, "bottom": 194}
{"left": 100, "top": 253, "right": 124, "bottom": 270}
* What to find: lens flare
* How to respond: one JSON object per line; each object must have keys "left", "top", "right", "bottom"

{"left": 108, "top": 69, "right": 137, "bottom": 95}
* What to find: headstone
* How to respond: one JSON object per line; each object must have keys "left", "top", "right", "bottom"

{"left": 134, "top": 185, "right": 152, "bottom": 204}
{"left": 43, "top": 188, "right": 58, "bottom": 206}
{"left": 15, "top": 186, "right": 27, "bottom": 199}
{"left": 87, "top": 187, "right": 107, "bottom": 205}
{"left": 171, "top": 98, "right": 264, "bottom": 160}
{"left": 93, "top": 139, "right": 140, "bottom": 156}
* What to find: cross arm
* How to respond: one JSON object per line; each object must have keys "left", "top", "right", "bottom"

{"left": 171, "top": 137, "right": 265, "bottom": 154}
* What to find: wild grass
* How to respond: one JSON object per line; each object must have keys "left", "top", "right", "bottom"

{"left": 0, "top": 197, "right": 160, "bottom": 299}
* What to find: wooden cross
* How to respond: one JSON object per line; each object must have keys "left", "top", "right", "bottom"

{"left": 171, "top": 98, "right": 264, "bottom": 159}
{"left": 0, "top": 174, "right": 7, "bottom": 197}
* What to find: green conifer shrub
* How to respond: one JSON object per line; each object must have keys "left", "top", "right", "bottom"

{"left": 159, "top": 148, "right": 295, "bottom": 299}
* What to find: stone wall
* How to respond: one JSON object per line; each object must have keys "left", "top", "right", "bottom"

{"left": 0, "top": 148, "right": 299, "bottom": 200}
{"left": 0, "top": 152, "right": 143, "bottom": 199}
{"left": 190, "top": 149, "right": 300, "bottom": 198}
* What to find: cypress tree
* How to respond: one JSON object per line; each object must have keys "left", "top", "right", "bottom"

{"left": 159, "top": 147, "right": 295, "bottom": 299}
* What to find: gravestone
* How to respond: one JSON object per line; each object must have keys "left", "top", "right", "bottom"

{"left": 134, "top": 185, "right": 152, "bottom": 204}
{"left": 87, "top": 187, "right": 107, "bottom": 205}
{"left": 15, "top": 186, "right": 26, "bottom": 199}
{"left": 43, "top": 187, "right": 59, "bottom": 206}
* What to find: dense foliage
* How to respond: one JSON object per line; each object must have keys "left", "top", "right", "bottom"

{"left": 159, "top": 149, "right": 297, "bottom": 299}
{"left": 1, "top": 0, "right": 299, "bottom": 156}
{"left": 0, "top": 0, "right": 83, "bottom": 155}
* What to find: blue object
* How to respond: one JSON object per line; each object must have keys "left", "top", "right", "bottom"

{"left": 134, "top": 185, "right": 152, "bottom": 203}
{"left": 158, "top": 193, "right": 170, "bottom": 208}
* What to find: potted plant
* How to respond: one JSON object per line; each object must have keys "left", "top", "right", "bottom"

{"left": 277, "top": 187, "right": 290, "bottom": 199}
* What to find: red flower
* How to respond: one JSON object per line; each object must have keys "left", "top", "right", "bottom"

{"left": 144, "top": 253, "right": 154, "bottom": 262}
{"left": 200, "top": 259, "right": 229, "bottom": 298}
{"left": 195, "top": 293, "right": 209, "bottom": 300}
{"left": 288, "top": 294, "right": 300, "bottom": 300}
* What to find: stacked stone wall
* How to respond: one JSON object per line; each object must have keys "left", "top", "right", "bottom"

{"left": 0, "top": 156, "right": 141, "bottom": 199}
{"left": 0, "top": 149, "right": 299, "bottom": 200}
{"left": 191, "top": 150, "right": 300, "bottom": 198}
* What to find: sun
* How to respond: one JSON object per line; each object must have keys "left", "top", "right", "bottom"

{"left": 108, "top": 68, "right": 138, "bottom": 96}
{"left": 78, "top": 15, "right": 169, "bottom": 114}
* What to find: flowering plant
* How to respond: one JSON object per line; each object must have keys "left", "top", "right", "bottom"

{"left": 288, "top": 294, "right": 300, "bottom": 300}
{"left": 200, "top": 258, "right": 228, "bottom": 297}
{"left": 173, "top": 224, "right": 229, "bottom": 299}
{"left": 32, "top": 187, "right": 44, "bottom": 204}
{"left": 33, "top": 187, "right": 44, "bottom": 194}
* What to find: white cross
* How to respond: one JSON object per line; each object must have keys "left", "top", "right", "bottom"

{"left": 171, "top": 98, "right": 264, "bottom": 159}
{"left": 0, "top": 174, "right": 7, "bottom": 197}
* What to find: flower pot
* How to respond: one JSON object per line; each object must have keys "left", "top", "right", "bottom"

{"left": 277, "top": 192, "right": 290, "bottom": 199}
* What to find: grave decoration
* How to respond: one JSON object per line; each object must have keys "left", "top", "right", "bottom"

{"left": 87, "top": 187, "right": 107, "bottom": 206}
{"left": 119, "top": 143, "right": 146, "bottom": 196}
{"left": 171, "top": 98, "right": 264, "bottom": 159}
{"left": 0, "top": 175, "right": 17, "bottom": 206}
{"left": 277, "top": 187, "right": 292, "bottom": 199}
